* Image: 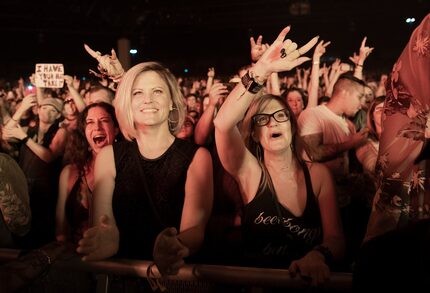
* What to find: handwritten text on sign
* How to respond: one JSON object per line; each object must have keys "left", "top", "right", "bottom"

{"left": 35, "top": 64, "right": 64, "bottom": 88}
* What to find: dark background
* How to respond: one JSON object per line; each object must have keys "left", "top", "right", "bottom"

{"left": 1, "top": 0, "right": 429, "bottom": 81}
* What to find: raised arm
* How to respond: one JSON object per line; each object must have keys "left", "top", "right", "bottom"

{"left": 349, "top": 37, "right": 374, "bottom": 80}
{"left": 204, "top": 67, "right": 215, "bottom": 94}
{"left": 194, "top": 83, "right": 228, "bottom": 145}
{"left": 214, "top": 26, "right": 317, "bottom": 186}
{"left": 64, "top": 75, "right": 86, "bottom": 112}
{"left": 84, "top": 44, "right": 125, "bottom": 82}
{"left": 307, "top": 40, "right": 330, "bottom": 108}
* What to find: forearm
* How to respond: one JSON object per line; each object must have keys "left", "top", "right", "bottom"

{"left": 307, "top": 61, "right": 320, "bottom": 108}
{"left": 205, "top": 77, "right": 214, "bottom": 94}
{"left": 177, "top": 225, "right": 206, "bottom": 256}
{"left": 68, "top": 86, "right": 87, "bottom": 112}
{"left": 5, "top": 109, "right": 26, "bottom": 128}
{"left": 269, "top": 72, "right": 281, "bottom": 95}
{"left": 25, "top": 138, "right": 56, "bottom": 163}
{"left": 214, "top": 83, "right": 260, "bottom": 132}
{"left": 194, "top": 105, "right": 216, "bottom": 145}
{"left": 36, "top": 87, "right": 44, "bottom": 105}
{"left": 307, "top": 142, "right": 351, "bottom": 162}
{"left": 353, "top": 63, "right": 364, "bottom": 80}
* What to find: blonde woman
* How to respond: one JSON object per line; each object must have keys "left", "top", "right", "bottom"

{"left": 77, "top": 62, "right": 213, "bottom": 277}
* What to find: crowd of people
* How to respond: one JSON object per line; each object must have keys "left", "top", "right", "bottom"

{"left": 0, "top": 14, "right": 429, "bottom": 292}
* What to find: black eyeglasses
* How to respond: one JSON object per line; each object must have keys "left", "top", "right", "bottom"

{"left": 252, "top": 109, "right": 290, "bottom": 127}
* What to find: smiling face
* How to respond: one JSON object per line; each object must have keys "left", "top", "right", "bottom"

{"left": 131, "top": 71, "right": 173, "bottom": 129}
{"left": 253, "top": 99, "right": 293, "bottom": 153}
{"left": 85, "top": 106, "right": 117, "bottom": 154}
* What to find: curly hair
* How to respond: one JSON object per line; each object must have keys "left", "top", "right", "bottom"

{"left": 64, "top": 102, "right": 119, "bottom": 175}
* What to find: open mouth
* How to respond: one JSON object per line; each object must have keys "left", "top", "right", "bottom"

{"left": 93, "top": 134, "right": 107, "bottom": 146}
{"left": 271, "top": 133, "right": 282, "bottom": 138}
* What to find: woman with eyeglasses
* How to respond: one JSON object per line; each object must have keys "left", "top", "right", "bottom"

{"left": 214, "top": 27, "right": 344, "bottom": 286}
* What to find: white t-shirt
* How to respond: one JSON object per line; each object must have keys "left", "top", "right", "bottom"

{"left": 298, "top": 105, "right": 355, "bottom": 177}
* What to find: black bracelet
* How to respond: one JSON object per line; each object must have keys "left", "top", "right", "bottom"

{"left": 21, "top": 135, "right": 30, "bottom": 144}
{"left": 313, "top": 245, "right": 334, "bottom": 267}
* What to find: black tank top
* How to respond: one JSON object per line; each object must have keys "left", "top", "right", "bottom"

{"left": 241, "top": 163, "right": 322, "bottom": 268}
{"left": 112, "top": 138, "right": 199, "bottom": 259}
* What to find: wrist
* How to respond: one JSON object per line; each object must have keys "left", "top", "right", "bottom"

{"left": 21, "top": 135, "right": 30, "bottom": 144}
{"left": 312, "top": 245, "right": 334, "bottom": 266}
{"left": 251, "top": 64, "right": 270, "bottom": 83}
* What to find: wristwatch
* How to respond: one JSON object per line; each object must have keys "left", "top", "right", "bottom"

{"left": 241, "top": 71, "right": 264, "bottom": 94}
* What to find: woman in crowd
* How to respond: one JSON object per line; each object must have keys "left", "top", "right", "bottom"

{"left": 77, "top": 61, "right": 213, "bottom": 277}
{"left": 214, "top": 26, "right": 344, "bottom": 286}
{"left": 56, "top": 102, "right": 119, "bottom": 244}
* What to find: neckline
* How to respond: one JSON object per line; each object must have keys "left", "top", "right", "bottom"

{"left": 135, "top": 137, "right": 177, "bottom": 161}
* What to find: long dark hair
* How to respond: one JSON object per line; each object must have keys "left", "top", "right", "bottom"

{"left": 64, "top": 102, "right": 119, "bottom": 175}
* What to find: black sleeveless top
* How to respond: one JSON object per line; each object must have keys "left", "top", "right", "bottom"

{"left": 112, "top": 138, "right": 199, "bottom": 259}
{"left": 241, "top": 163, "right": 322, "bottom": 268}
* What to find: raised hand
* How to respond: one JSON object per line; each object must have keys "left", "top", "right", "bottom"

{"left": 2, "top": 124, "right": 26, "bottom": 141}
{"left": 254, "top": 26, "right": 319, "bottom": 78}
{"left": 84, "top": 44, "right": 125, "bottom": 81}
{"left": 20, "top": 94, "right": 37, "bottom": 111}
{"left": 208, "top": 83, "right": 229, "bottom": 107}
{"left": 250, "top": 35, "right": 268, "bottom": 62}
{"left": 153, "top": 227, "right": 189, "bottom": 276}
{"left": 359, "top": 37, "right": 374, "bottom": 60}
{"left": 76, "top": 215, "right": 119, "bottom": 261}
{"left": 207, "top": 67, "right": 215, "bottom": 78}
{"left": 313, "top": 40, "right": 331, "bottom": 60}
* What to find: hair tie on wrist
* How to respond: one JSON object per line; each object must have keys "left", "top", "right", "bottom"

{"left": 356, "top": 63, "right": 363, "bottom": 67}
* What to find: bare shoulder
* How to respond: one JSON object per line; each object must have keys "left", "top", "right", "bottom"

{"left": 60, "top": 164, "right": 79, "bottom": 181}
{"left": 188, "top": 146, "right": 212, "bottom": 171}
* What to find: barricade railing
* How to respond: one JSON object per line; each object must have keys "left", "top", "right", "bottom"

{"left": 0, "top": 248, "right": 353, "bottom": 292}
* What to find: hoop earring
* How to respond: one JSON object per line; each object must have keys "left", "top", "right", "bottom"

{"left": 168, "top": 107, "right": 180, "bottom": 131}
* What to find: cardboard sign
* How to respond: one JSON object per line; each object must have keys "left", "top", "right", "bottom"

{"left": 35, "top": 64, "right": 64, "bottom": 88}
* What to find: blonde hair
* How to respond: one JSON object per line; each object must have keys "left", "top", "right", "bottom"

{"left": 114, "top": 62, "right": 186, "bottom": 141}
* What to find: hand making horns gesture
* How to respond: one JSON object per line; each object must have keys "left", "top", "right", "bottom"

{"left": 254, "top": 26, "right": 319, "bottom": 78}
{"left": 84, "top": 44, "right": 125, "bottom": 80}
